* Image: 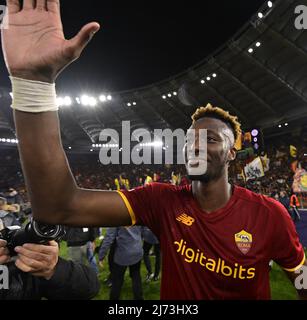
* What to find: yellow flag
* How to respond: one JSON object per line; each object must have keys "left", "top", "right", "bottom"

{"left": 114, "top": 178, "right": 120, "bottom": 190}
{"left": 145, "top": 176, "right": 153, "bottom": 185}
{"left": 234, "top": 133, "right": 242, "bottom": 151}
{"left": 290, "top": 145, "right": 297, "bottom": 158}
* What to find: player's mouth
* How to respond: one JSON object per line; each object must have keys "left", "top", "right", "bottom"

{"left": 187, "top": 159, "right": 209, "bottom": 168}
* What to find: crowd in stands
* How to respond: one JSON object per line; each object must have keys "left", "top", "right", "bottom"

{"left": 1, "top": 138, "right": 307, "bottom": 209}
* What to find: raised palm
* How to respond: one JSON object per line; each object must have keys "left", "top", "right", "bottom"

{"left": 1, "top": 0, "right": 100, "bottom": 82}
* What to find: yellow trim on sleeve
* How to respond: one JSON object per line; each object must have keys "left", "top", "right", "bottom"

{"left": 117, "top": 191, "right": 136, "bottom": 226}
{"left": 283, "top": 254, "right": 306, "bottom": 272}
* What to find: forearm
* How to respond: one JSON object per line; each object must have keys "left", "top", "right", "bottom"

{"left": 1, "top": 1, "right": 134, "bottom": 227}
{"left": 14, "top": 110, "right": 78, "bottom": 224}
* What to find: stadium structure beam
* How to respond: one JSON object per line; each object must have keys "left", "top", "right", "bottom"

{"left": 0, "top": 119, "right": 12, "bottom": 131}
{"left": 264, "top": 24, "right": 307, "bottom": 92}
{"left": 211, "top": 60, "right": 277, "bottom": 116}
{"left": 134, "top": 91, "right": 175, "bottom": 130}
{"left": 60, "top": 111, "right": 94, "bottom": 145}
{"left": 83, "top": 118, "right": 104, "bottom": 139}
{"left": 92, "top": 107, "right": 107, "bottom": 130}
{"left": 75, "top": 122, "right": 94, "bottom": 143}
{"left": 95, "top": 101, "right": 123, "bottom": 130}
{"left": 188, "top": 71, "right": 251, "bottom": 126}
{"left": 0, "top": 114, "right": 15, "bottom": 136}
{"left": 126, "top": 93, "right": 158, "bottom": 132}
{"left": 230, "top": 41, "right": 307, "bottom": 106}
{"left": 70, "top": 110, "right": 95, "bottom": 144}
{"left": 170, "top": 78, "right": 203, "bottom": 107}
{"left": 59, "top": 108, "right": 91, "bottom": 144}
{"left": 262, "top": 21, "right": 307, "bottom": 57}
{"left": 152, "top": 87, "right": 191, "bottom": 127}
{"left": 204, "top": 83, "right": 251, "bottom": 128}
{"left": 57, "top": 114, "right": 73, "bottom": 144}
{"left": 76, "top": 106, "right": 110, "bottom": 143}
{"left": 94, "top": 101, "right": 147, "bottom": 139}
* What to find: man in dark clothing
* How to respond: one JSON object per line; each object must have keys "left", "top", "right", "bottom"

{"left": 290, "top": 193, "right": 301, "bottom": 222}
{"left": 142, "top": 226, "right": 161, "bottom": 282}
{"left": 98, "top": 238, "right": 116, "bottom": 288}
{"left": 65, "top": 227, "right": 99, "bottom": 274}
{"left": 0, "top": 239, "right": 100, "bottom": 300}
{"left": 99, "top": 227, "right": 143, "bottom": 300}
{"left": 279, "top": 191, "right": 291, "bottom": 217}
{"left": 279, "top": 191, "right": 290, "bottom": 209}
{"left": 6, "top": 188, "right": 22, "bottom": 205}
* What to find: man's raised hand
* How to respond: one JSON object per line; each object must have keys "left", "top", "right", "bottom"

{"left": 1, "top": 0, "right": 100, "bottom": 83}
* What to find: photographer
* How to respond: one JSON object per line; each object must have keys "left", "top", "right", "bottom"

{"left": 0, "top": 197, "right": 20, "bottom": 228}
{"left": 0, "top": 239, "right": 100, "bottom": 300}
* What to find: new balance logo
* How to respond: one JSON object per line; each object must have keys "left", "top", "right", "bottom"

{"left": 176, "top": 214, "right": 195, "bottom": 226}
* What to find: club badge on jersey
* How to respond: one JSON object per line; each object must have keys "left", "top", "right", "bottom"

{"left": 235, "top": 230, "right": 253, "bottom": 255}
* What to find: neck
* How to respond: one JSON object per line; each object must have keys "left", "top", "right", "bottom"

{"left": 191, "top": 171, "right": 233, "bottom": 214}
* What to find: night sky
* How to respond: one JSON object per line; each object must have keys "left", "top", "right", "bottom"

{"left": 0, "top": 0, "right": 267, "bottom": 92}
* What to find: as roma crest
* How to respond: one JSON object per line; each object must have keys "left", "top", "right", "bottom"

{"left": 235, "top": 230, "right": 252, "bottom": 255}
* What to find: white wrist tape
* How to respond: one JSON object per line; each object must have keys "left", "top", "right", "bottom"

{"left": 10, "top": 77, "right": 59, "bottom": 113}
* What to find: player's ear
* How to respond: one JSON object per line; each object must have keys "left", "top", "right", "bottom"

{"left": 227, "top": 147, "right": 237, "bottom": 162}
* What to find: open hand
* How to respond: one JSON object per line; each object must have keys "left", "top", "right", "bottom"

{"left": 1, "top": 0, "right": 100, "bottom": 83}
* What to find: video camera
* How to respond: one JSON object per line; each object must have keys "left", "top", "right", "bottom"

{"left": 0, "top": 218, "right": 65, "bottom": 256}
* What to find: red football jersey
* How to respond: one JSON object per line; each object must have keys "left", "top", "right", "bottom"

{"left": 118, "top": 183, "right": 305, "bottom": 300}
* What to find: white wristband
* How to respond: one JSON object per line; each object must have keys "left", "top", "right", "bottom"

{"left": 10, "top": 77, "right": 59, "bottom": 113}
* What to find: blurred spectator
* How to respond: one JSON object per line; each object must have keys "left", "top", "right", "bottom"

{"left": 99, "top": 238, "right": 116, "bottom": 288}
{"left": 0, "top": 197, "right": 20, "bottom": 228}
{"left": 290, "top": 193, "right": 301, "bottom": 222}
{"left": 142, "top": 226, "right": 160, "bottom": 282}
{"left": 99, "top": 226, "right": 144, "bottom": 300}
{"left": 65, "top": 227, "right": 99, "bottom": 274}
{"left": 279, "top": 191, "right": 291, "bottom": 215}
{"left": 6, "top": 188, "right": 21, "bottom": 205}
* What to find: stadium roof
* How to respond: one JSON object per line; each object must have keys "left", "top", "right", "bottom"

{"left": 1, "top": 0, "right": 307, "bottom": 149}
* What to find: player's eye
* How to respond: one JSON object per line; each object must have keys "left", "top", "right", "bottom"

{"left": 208, "top": 137, "right": 217, "bottom": 142}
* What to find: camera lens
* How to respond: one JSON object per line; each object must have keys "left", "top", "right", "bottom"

{"left": 0, "top": 219, "right": 65, "bottom": 256}
{"left": 31, "top": 220, "right": 64, "bottom": 240}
